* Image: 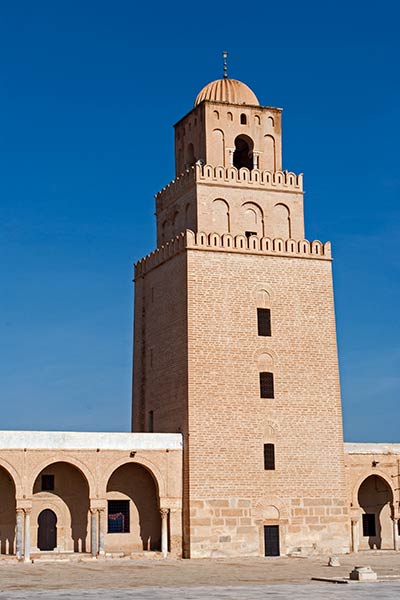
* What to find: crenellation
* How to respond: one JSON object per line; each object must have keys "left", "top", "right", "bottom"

{"left": 156, "top": 164, "right": 303, "bottom": 212}
{"left": 135, "top": 230, "right": 331, "bottom": 279}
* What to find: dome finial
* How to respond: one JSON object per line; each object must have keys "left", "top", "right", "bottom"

{"left": 222, "top": 50, "right": 228, "bottom": 79}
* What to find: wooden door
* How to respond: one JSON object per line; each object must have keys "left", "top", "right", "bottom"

{"left": 37, "top": 509, "right": 57, "bottom": 551}
{"left": 264, "top": 525, "right": 280, "bottom": 556}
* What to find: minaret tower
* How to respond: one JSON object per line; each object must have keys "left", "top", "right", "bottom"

{"left": 132, "top": 69, "right": 349, "bottom": 558}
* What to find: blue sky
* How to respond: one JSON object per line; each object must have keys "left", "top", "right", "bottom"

{"left": 0, "top": 2, "right": 399, "bottom": 440}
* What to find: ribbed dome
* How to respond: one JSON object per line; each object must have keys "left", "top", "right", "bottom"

{"left": 194, "top": 78, "right": 259, "bottom": 107}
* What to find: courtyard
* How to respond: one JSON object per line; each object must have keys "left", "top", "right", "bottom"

{"left": 1, "top": 553, "right": 400, "bottom": 599}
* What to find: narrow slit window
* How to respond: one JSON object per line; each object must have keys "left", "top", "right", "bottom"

{"left": 260, "top": 372, "right": 274, "bottom": 398}
{"left": 148, "top": 410, "right": 154, "bottom": 433}
{"left": 264, "top": 443, "right": 275, "bottom": 470}
{"left": 240, "top": 113, "right": 247, "bottom": 125}
{"left": 257, "top": 308, "right": 271, "bottom": 336}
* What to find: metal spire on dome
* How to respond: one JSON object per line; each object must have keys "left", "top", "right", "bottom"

{"left": 222, "top": 50, "right": 228, "bottom": 79}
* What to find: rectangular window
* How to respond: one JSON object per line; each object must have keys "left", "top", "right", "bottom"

{"left": 41, "top": 474, "right": 54, "bottom": 491}
{"left": 108, "top": 500, "right": 130, "bottom": 533}
{"left": 257, "top": 308, "right": 271, "bottom": 336}
{"left": 264, "top": 443, "right": 275, "bottom": 470}
{"left": 362, "top": 513, "right": 376, "bottom": 537}
{"left": 260, "top": 372, "right": 274, "bottom": 398}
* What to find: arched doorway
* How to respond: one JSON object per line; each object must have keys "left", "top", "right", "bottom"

{"left": 0, "top": 466, "right": 16, "bottom": 555}
{"left": 33, "top": 462, "right": 90, "bottom": 553}
{"left": 37, "top": 509, "right": 57, "bottom": 551}
{"left": 358, "top": 475, "right": 394, "bottom": 550}
{"left": 106, "top": 463, "right": 161, "bottom": 553}
{"left": 233, "top": 135, "right": 254, "bottom": 171}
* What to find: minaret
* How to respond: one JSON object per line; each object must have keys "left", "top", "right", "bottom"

{"left": 132, "top": 73, "right": 349, "bottom": 558}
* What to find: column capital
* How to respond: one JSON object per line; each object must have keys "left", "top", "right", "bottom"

{"left": 24, "top": 508, "right": 32, "bottom": 516}
{"left": 160, "top": 508, "right": 170, "bottom": 518}
{"left": 90, "top": 508, "right": 99, "bottom": 515}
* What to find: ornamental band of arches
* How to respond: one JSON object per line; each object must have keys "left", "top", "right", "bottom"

{"left": 161, "top": 198, "right": 292, "bottom": 245}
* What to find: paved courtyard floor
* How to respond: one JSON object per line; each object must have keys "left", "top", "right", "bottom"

{"left": 0, "top": 552, "right": 400, "bottom": 599}
{"left": 1, "top": 584, "right": 400, "bottom": 600}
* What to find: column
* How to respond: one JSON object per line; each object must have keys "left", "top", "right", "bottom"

{"left": 393, "top": 517, "right": 399, "bottom": 551}
{"left": 90, "top": 509, "right": 98, "bottom": 557}
{"left": 160, "top": 508, "right": 169, "bottom": 559}
{"left": 98, "top": 508, "right": 106, "bottom": 556}
{"left": 16, "top": 509, "right": 24, "bottom": 561}
{"left": 23, "top": 509, "right": 31, "bottom": 563}
{"left": 168, "top": 507, "right": 183, "bottom": 558}
{"left": 351, "top": 518, "right": 359, "bottom": 553}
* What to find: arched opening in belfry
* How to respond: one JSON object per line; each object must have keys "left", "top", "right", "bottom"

{"left": 106, "top": 462, "right": 161, "bottom": 552}
{"left": 0, "top": 466, "right": 16, "bottom": 555}
{"left": 33, "top": 462, "right": 90, "bottom": 553}
{"left": 357, "top": 474, "right": 394, "bottom": 550}
{"left": 233, "top": 135, "right": 254, "bottom": 171}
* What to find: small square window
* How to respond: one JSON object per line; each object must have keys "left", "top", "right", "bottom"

{"left": 257, "top": 308, "right": 271, "bottom": 336}
{"left": 41, "top": 474, "right": 54, "bottom": 491}
{"left": 108, "top": 500, "right": 130, "bottom": 533}
{"left": 260, "top": 372, "right": 274, "bottom": 398}
{"left": 264, "top": 444, "right": 275, "bottom": 470}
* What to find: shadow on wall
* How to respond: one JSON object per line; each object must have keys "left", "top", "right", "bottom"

{"left": 0, "top": 467, "right": 16, "bottom": 554}
{"left": 107, "top": 463, "right": 161, "bottom": 551}
{"left": 33, "top": 462, "right": 90, "bottom": 553}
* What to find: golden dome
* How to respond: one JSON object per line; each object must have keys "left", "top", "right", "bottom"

{"left": 194, "top": 78, "right": 259, "bottom": 107}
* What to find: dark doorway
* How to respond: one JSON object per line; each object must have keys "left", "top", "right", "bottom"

{"left": 37, "top": 509, "right": 57, "bottom": 551}
{"left": 233, "top": 135, "right": 254, "bottom": 171}
{"left": 264, "top": 525, "right": 280, "bottom": 556}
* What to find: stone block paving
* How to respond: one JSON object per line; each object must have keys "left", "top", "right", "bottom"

{"left": 1, "top": 553, "right": 400, "bottom": 599}
{"left": 2, "top": 584, "right": 400, "bottom": 600}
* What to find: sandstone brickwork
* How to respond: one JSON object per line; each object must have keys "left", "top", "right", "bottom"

{"left": 132, "top": 75, "right": 352, "bottom": 558}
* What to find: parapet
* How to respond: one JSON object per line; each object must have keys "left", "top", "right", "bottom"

{"left": 155, "top": 164, "right": 303, "bottom": 211}
{"left": 135, "top": 230, "right": 331, "bottom": 279}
